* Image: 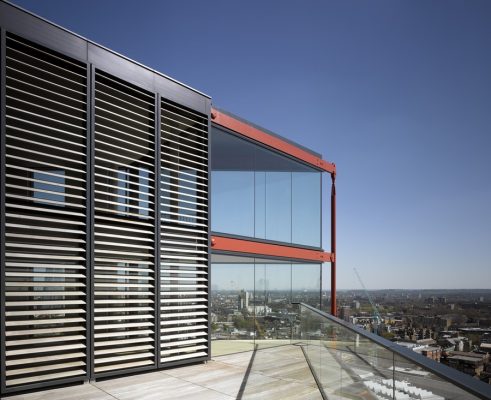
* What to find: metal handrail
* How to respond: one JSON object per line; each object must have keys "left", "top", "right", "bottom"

{"left": 293, "top": 302, "right": 491, "bottom": 400}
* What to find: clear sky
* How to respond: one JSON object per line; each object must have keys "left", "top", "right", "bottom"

{"left": 12, "top": 0, "right": 491, "bottom": 289}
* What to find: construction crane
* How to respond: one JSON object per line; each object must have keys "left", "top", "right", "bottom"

{"left": 353, "top": 268, "right": 382, "bottom": 327}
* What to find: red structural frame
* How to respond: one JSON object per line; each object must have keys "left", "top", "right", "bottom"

{"left": 211, "top": 108, "right": 338, "bottom": 316}
{"left": 211, "top": 235, "right": 333, "bottom": 263}
{"left": 211, "top": 109, "right": 336, "bottom": 174}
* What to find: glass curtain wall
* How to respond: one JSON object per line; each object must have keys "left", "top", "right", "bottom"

{"left": 211, "top": 127, "right": 321, "bottom": 247}
{"left": 210, "top": 256, "right": 321, "bottom": 356}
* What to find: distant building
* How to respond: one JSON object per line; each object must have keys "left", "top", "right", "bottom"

{"left": 340, "top": 306, "right": 351, "bottom": 322}
{"left": 239, "top": 290, "right": 250, "bottom": 310}
{"left": 395, "top": 342, "right": 441, "bottom": 362}
{"left": 442, "top": 351, "right": 489, "bottom": 378}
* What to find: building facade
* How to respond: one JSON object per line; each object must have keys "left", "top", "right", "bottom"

{"left": 0, "top": 1, "right": 335, "bottom": 395}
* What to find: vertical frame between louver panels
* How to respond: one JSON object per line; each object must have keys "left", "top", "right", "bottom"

{"left": 160, "top": 99, "right": 209, "bottom": 365}
{"left": 1, "top": 27, "right": 8, "bottom": 395}
{"left": 154, "top": 94, "right": 162, "bottom": 365}
{"left": 87, "top": 64, "right": 96, "bottom": 381}
{"left": 2, "top": 33, "right": 88, "bottom": 391}
{"left": 93, "top": 70, "right": 156, "bottom": 376}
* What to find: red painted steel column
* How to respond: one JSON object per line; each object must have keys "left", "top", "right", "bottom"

{"left": 331, "top": 172, "right": 337, "bottom": 316}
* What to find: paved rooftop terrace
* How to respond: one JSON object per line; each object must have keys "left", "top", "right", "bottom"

{"left": 6, "top": 345, "right": 322, "bottom": 400}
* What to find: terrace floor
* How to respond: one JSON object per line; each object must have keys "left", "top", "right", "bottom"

{"left": 6, "top": 345, "right": 322, "bottom": 400}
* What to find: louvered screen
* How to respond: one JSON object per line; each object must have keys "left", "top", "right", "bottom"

{"left": 93, "top": 71, "right": 156, "bottom": 374}
{"left": 3, "top": 34, "right": 88, "bottom": 387}
{"left": 160, "top": 100, "right": 209, "bottom": 364}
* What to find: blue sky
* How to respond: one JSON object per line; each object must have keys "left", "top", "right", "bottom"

{"left": 13, "top": 0, "right": 491, "bottom": 289}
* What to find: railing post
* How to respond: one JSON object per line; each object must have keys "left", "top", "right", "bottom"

{"left": 392, "top": 352, "right": 395, "bottom": 400}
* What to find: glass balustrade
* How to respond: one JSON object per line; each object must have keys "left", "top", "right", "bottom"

{"left": 296, "top": 303, "right": 490, "bottom": 400}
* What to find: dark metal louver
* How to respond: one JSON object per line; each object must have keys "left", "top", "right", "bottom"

{"left": 160, "top": 100, "right": 209, "bottom": 363}
{"left": 3, "top": 33, "right": 88, "bottom": 387}
{"left": 93, "top": 71, "right": 156, "bottom": 374}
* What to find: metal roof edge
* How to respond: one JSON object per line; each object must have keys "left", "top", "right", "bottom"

{"left": 1, "top": 0, "right": 211, "bottom": 99}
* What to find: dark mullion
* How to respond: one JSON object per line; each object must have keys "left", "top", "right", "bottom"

{"left": 88, "top": 64, "right": 96, "bottom": 381}
{"left": 0, "top": 27, "right": 8, "bottom": 395}
{"left": 154, "top": 93, "right": 162, "bottom": 367}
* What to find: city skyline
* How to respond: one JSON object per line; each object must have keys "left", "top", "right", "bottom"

{"left": 12, "top": 0, "right": 491, "bottom": 289}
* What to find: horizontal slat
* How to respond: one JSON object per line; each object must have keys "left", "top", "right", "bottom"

{"left": 5, "top": 282, "right": 85, "bottom": 287}
{"left": 6, "top": 335, "right": 85, "bottom": 346}
{"left": 6, "top": 326, "right": 85, "bottom": 336}
{"left": 160, "top": 325, "right": 207, "bottom": 333}
{"left": 94, "top": 307, "right": 153, "bottom": 313}
{"left": 161, "top": 312, "right": 207, "bottom": 318}
{"left": 160, "top": 298, "right": 207, "bottom": 303}
{"left": 94, "top": 314, "right": 153, "bottom": 321}
{"left": 6, "top": 352, "right": 86, "bottom": 366}
{"left": 94, "top": 329, "right": 153, "bottom": 339}
{"left": 5, "top": 309, "right": 85, "bottom": 316}
{"left": 6, "top": 300, "right": 85, "bottom": 306}
{"left": 161, "top": 305, "right": 207, "bottom": 311}
{"left": 6, "top": 361, "right": 86, "bottom": 377}
{"left": 160, "top": 318, "right": 207, "bottom": 326}
{"left": 6, "top": 369, "right": 86, "bottom": 387}
{"left": 5, "top": 291, "right": 85, "bottom": 297}
{"left": 94, "top": 337, "right": 154, "bottom": 347}
{"left": 94, "top": 359, "right": 153, "bottom": 373}
{"left": 162, "top": 338, "right": 207, "bottom": 348}
{"left": 160, "top": 352, "right": 207, "bottom": 363}
{"left": 94, "top": 352, "right": 153, "bottom": 365}
{"left": 6, "top": 343, "right": 85, "bottom": 356}
{"left": 95, "top": 345, "right": 153, "bottom": 356}
{"left": 160, "top": 332, "right": 207, "bottom": 341}
{"left": 160, "top": 345, "right": 207, "bottom": 356}
{"left": 5, "top": 318, "right": 85, "bottom": 326}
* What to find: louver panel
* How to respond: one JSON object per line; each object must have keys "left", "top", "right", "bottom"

{"left": 93, "top": 70, "right": 156, "bottom": 374}
{"left": 3, "top": 34, "right": 88, "bottom": 388}
{"left": 160, "top": 100, "right": 209, "bottom": 364}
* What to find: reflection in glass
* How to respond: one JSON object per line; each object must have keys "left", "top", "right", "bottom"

{"left": 292, "top": 172, "right": 321, "bottom": 246}
{"left": 211, "top": 260, "right": 321, "bottom": 356}
{"left": 211, "top": 171, "right": 254, "bottom": 237}
{"left": 211, "top": 127, "right": 322, "bottom": 247}
{"left": 292, "top": 264, "right": 321, "bottom": 308}
{"left": 265, "top": 172, "right": 291, "bottom": 243}
{"left": 210, "top": 264, "right": 255, "bottom": 356}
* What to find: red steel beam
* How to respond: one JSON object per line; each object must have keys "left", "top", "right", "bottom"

{"left": 211, "top": 108, "right": 336, "bottom": 174}
{"left": 211, "top": 235, "right": 332, "bottom": 263}
{"left": 330, "top": 174, "right": 337, "bottom": 316}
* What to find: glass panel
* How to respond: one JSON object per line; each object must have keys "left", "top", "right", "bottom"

{"left": 211, "top": 260, "right": 321, "bottom": 356}
{"left": 265, "top": 172, "right": 291, "bottom": 243}
{"left": 211, "top": 127, "right": 323, "bottom": 247}
{"left": 211, "top": 171, "right": 254, "bottom": 237}
{"left": 297, "top": 304, "right": 486, "bottom": 399}
{"left": 393, "top": 354, "right": 481, "bottom": 400}
{"left": 254, "top": 264, "right": 292, "bottom": 349}
{"left": 292, "top": 264, "right": 321, "bottom": 308}
{"left": 254, "top": 171, "right": 266, "bottom": 239}
{"left": 210, "top": 264, "right": 255, "bottom": 356}
{"left": 292, "top": 171, "right": 321, "bottom": 247}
